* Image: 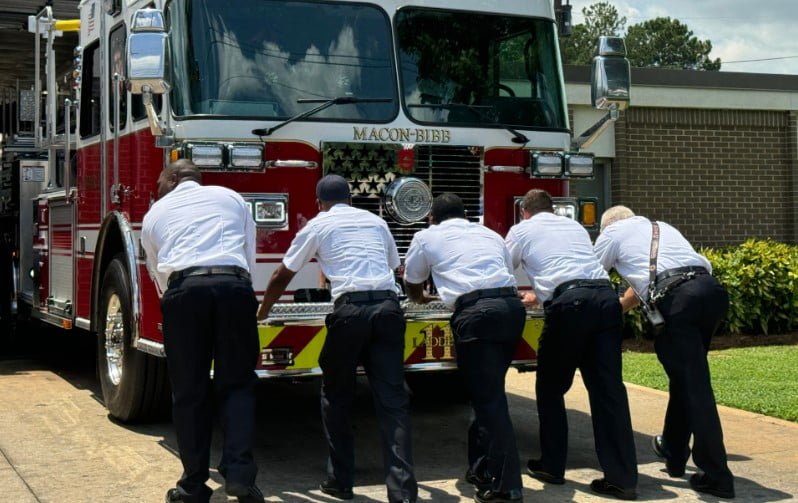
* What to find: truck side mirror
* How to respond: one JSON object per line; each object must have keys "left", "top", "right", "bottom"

{"left": 556, "top": 2, "right": 573, "bottom": 37}
{"left": 590, "top": 36, "right": 630, "bottom": 111}
{"left": 127, "top": 8, "right": 170, "bottom": 95}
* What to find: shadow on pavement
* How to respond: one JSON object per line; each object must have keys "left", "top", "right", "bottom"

{"left": 2, "top": 324, "right": 794, "bottom": 502}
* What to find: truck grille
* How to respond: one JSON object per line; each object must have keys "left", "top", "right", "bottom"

{"left": 323, "top": 143, "right": 483, "bottom": 255}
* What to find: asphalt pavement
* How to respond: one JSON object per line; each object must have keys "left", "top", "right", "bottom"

{"left": 0, "top": 331, "right": 795, "bottom": 502}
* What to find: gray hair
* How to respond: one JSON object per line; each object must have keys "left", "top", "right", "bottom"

{"left": 600, "top": 205, "right": 635, "bottom": 231}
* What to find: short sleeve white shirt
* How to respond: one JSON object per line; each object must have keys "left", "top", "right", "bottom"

{"left": 403, "top": 218, "right": 517, "bottom": 309}
{"left": 505, "top": 212, "right": 608, "bottom": 303}
{"left": 594, "top": 216, "right": 712, "bottom": 298}
{"left": 141, "top": 181, "right": 256, "bottom": 294}
{"left": 282, "top": 204, "right": 400, "bottom": 300}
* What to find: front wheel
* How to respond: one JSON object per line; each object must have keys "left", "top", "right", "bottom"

{"left": 97, "top": 256, "right": 170, "bottom": 422}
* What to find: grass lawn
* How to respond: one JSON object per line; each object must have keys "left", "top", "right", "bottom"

{"left": 622, "top": 345, "right": 798, "bottom": 422}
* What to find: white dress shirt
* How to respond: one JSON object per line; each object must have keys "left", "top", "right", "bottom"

{"left": 505, "top": 212, "right": 608, "bottom": 303}
{"left": 594, "top": 216, "right": 712, "bottom": 298}
{"left": 141, "top": 181, "right": 256, "bottom": 294}
{"left": 404, "top": 218, "right": 517, "bottom": 309}
{"left": 282, "top": 204, "right": 400, "bottom": 300}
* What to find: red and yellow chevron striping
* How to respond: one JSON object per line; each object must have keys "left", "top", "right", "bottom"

{"left": 256, "top": 319, "right": 542, "bottom": 376}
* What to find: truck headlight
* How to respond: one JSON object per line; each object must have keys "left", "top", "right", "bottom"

{"left": 229, "top": 144, "right": 263, "bottom": 169}
{"left": 565, "top": 153, "right": 594, "bottom": 178}
{"left": 552, "top": 197, "right": 578, "bottom": 220}
{"left": 250, "top": 195, "right": 288, "bottom": 229}
{"left": 186, "top": 143, "right": 224, "bottom": 168}
{"left": 530, "top": 152, "right": 563, "bottom": 177}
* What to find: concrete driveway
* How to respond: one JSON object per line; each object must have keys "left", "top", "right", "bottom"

{"left": 0, "top": 334, "right": 795, "bottom": 502}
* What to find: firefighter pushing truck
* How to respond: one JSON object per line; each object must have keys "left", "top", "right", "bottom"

{"left": 0, "top": 0, "right": 630, "bottom": 421}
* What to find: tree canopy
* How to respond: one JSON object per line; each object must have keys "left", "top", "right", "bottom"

{"left": 560, "top": 1, "right": 721, "bottom": 71}
{"left": 625, "top": 17, "right": 721, "bottom": 70}
{"left": 561, "top": 2, "right": 626, "bottom": 67}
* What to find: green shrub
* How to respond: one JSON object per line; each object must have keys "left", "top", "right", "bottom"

{"left": 702, "top": 239, "right": 798, "bottom": 335}
{"left": 615, "top": 239, "right": 798, "bottom": 338}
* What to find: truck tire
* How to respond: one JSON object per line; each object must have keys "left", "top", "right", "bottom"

{"left": 97, "top": 256, "right": 170, "bottom": 422}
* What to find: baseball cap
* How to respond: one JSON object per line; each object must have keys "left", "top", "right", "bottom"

{"left": 316, "top": 174, "right": 351, "bottom": 202}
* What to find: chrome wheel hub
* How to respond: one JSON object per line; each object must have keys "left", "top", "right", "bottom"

{"left": 104, "top": 294, "right": 125, "bottom": 386}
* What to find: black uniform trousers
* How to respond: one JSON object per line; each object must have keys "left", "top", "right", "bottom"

{"left": 161, "top": 274, "right": 260, "bottom": 503}
{"left": 654, "top": 273, "right": 733, "bottom": 487}
{"left": 536, "top": 285, "right": 638, "bottom": 489}
{"left": 320, "top": 295, "right": 417, "bottom": 503}
{"left": 451, "top": 295, "right": 526, "bottom": 493}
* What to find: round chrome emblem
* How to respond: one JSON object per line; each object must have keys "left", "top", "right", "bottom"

{"left": 383, "top": 177, "right": 433, "bottom": 224}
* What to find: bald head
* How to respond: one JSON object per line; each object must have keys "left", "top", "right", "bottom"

{"left": 157, "top": 159, "right": 202, "bottom": 198}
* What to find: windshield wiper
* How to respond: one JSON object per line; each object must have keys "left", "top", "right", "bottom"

{"left": 408, "top": 103, "right": 529, "bottom": 144}
{"left": 252, "top": 96, "right": 393, "bottom": 137}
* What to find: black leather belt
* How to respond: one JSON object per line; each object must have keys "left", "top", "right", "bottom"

{"left": 335, "top": 290, "right": 398, "bottom": 308}
{"left": 652, "top": 266, "right": 709, "bottom": 297}
{"left": 168, "top": 265, "right": 250, "bottom": 288}
{"left": 455, "top": 287, "right": 518, "bottom": 310}
{"left": 656, "top": 266, "right": 708, "bottom": 284}
{"left": 552, "top": 278, "right": 613, "bottom": 301}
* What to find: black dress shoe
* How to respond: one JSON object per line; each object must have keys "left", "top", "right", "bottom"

{"left": 465, "top": 468, "right": 492, "bottom": 489}
{"left": 225, "top": 482, "right": 266, "bottom": 503}
{"left": 590, "top": 479, "right": 637, "bottom": 501}
{"left": 525, "top": 459, "right": 565, "bottom": 485}
{"left": 319, "top": 479, "right": 354, "bottom": 500}
{"left": 474, "top": 487, "right": 523, "bottom": 502}
{"left": 651, "top": 434, "right": 666, "bottom": 457}
{"left": 165, "top": 486, "right": 211, "bottom": 502}
{"left": 690, "top": 472, "right": 735, "bottom": 499}
{"left": 651, "top": 435, "right": 686, "bottom": 477}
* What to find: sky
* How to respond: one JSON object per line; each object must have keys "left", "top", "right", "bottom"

{"left": 566, "top": 0, "right": 798, "bottom": 75}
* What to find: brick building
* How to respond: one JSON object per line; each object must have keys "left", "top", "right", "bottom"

{"left": 565, "top": 65, "right": 798, "bottom": 247}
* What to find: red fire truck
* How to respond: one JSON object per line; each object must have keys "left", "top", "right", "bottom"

{"left": 0, "top": 0, "right": 630, "bottom": 421}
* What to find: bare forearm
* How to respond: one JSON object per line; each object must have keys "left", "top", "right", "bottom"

{"left": 257, "top": 265, "right": 295, "bottom": 320}
{"left": 620, "top": 287, "right": 640, "bottom": 313}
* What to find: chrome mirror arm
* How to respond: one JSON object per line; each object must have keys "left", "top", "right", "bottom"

{"left": 571, "top": 105, "right": 619, "bottom": 151}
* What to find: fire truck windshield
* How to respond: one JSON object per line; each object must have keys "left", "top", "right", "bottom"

{"left": 395, "top": 8, "right": 568, "bottom": 131}
{"left": 167, "top": 0, "right": 397, "bottom": 121}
